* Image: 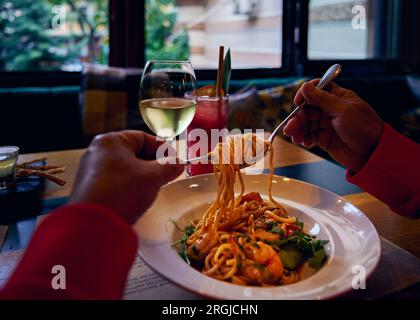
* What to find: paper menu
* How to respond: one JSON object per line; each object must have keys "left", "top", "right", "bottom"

{"left": 124, "top": 253, "right": 200, "bottom": 300}
{"left": 0, "top": 248, "right": 199, "bottom": 300}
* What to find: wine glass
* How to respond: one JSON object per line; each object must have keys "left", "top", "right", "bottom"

{"left": 139, "top": 61, "right": 197, "bottom": 142}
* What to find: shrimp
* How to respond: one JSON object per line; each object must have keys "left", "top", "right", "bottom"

{"left": 219, "top": 207, "right": 241, "bottom": 229}
{"left": 254, "top": 228, "right": 280, "bottom": 242}
{"left": 240, "top": 192, "right": 264, "bottom": 204}
{"left": 187, "top": 225, "right": 218, "bottom": 260}
{"left": 241, "top": 241, "right": 283, "bottom": 284}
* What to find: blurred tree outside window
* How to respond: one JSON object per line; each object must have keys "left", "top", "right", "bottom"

{"left": 145, "top": 0, "right": 190, "bottom": 61}
{"left": 0, "top": 0, "right": 108, "bottom": 71}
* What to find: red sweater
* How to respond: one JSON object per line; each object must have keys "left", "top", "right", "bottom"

{"left": 347, "top": 124, "right": 420, "bottom": 218}
{"left": 0, "top": 203, "right": 138, "bottom": 299}
{"left": 0, "top": 124, "right": 418, "bottom": 300}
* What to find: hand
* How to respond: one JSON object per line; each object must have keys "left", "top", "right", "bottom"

{"left": 69, "top": 131, "right": 184, "bottom": 224}
{"left": 283, "top": 80, "right": 384, "bottom": 172}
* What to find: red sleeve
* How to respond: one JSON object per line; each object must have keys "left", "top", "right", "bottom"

{"left": 0, "top": 203, "right": 138, "bottom": 300}
{"left": 347, "top": 123, "right": 420, "bottom": 218}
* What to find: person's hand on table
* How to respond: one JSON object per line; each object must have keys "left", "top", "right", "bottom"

{"left": 283, "top": 80, "right": 384, "bottom": 172}
{"left": 69, "top": 130, "right": 184, "bottom": 225}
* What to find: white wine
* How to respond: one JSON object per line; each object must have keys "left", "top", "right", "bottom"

{"left": 0, "top": 146, "right": 18, "bottom": 189}
{"left": 139, "top": 98, "right": 196, "bottom": 140}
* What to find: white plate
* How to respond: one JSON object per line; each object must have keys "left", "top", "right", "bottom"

{"left": 134, "top": 174, "right": 381, "bottom": 300}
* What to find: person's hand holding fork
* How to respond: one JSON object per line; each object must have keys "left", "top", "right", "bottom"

{"left": 283, "top": 80, "right": 384, "bottom": 172}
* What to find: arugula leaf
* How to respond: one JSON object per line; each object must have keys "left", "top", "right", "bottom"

{"left": 287, "top": 234, "right": 312, "bottom": 251}
{"left": 319, "top": 240, "right": 329, "bottom": 246}
{"left": 184, "top": 225, "right": 195, "bottom": 237}
{"left": 295, "top": 217, "right": 304, "bottom": 230}
{"left": 178, "top": 245, "right": 191, "bottom": 265}
{"left": 308, "top": 248, "right": 327, "bottom": 269}
{"left": 279, "top": 243, "right": 303, "bottom": 270}
{"left": 268, "top": 226, "right": 284, "bottom": 238}
{"left": 170, "top": 217, "right": 184, "bottom": 232}
{"left": 310, "top": 239, "right": 329, "bottom": 252}
{"left": 170, "top": 219, "right": 196, "bottom": 265}
{"left": 191, "top": 245, "right": 199, "bottom": 256}
{"left": 265, "top": 221, "right": 277, "bottom": 229}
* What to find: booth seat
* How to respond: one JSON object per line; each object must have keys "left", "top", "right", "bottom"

{"left": 0, "top": 68, "right": 419, "bottom": 153}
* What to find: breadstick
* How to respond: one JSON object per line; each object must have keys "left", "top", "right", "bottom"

{"left": 17, "top": 169, "right": 66, "bottom": 186}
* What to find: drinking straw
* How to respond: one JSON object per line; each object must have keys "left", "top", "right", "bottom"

{"left": 216, "top": 45, "right": 225, "bottom": 97}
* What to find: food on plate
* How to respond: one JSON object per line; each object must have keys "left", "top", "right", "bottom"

{"left": 173, "top": 135, "right": 328, "bottom": 286}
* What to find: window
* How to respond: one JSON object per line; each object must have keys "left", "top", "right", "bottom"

{"left": 145, "top": 0, "right": 283, "bottom": 69}
{"left": 308, "top": 0, "right": 399, "bottom": 60}
{"left": 0, "top": 0, "right": 108, "bottom": 71}
{"left": 0, "top": 0, "right": 408, "bottom": 74}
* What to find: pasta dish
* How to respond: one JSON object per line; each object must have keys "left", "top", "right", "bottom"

{"left": 173, "top": 134, "right": 328, "bottom": 286}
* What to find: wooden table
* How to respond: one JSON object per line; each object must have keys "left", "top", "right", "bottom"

{"left": 13, "top": 137, "right": 420, "bottom": 259}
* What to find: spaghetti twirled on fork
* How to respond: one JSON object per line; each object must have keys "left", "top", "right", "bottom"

{"left": 175, "top": 134, "right": 328, "bottom": 286}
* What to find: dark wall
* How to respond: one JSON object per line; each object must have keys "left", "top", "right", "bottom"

{"left": 0, "top": 86, "right": 86, "bottom": 154}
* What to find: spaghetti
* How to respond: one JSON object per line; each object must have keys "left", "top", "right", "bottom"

{"left": 175, "top": 134, "right": 328, "bottom": 286}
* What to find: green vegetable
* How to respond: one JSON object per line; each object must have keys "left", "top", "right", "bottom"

{"left": 191, "top": 245, "right": 199, "bottom": 256}
{"left": 184, "top": 225, "right": 195, "bottom": 237}
{"left": 311, "top": 239, "right": 329, "bottom": 252}
{"left": 268, "top": 226, "right": 285, "bottom": 238}
{"left": 295, "top": 218, "right": 304, "bottom": 230}
{"left": 287, "top": 234, "right": 312, "bottom": 251}
{"left": 308, "top": 248, "right": 327, "bottom": 269}
{"left": 269, "top": 230, "right": 329, "bottom": 270}
{"left": 170, "top": 218, "right": 195, "bottom": 265}
{"left": 265, "top": 221, "right": 277, "bottom": 229}
{"left": 178, "top": 247, "right": 191, "bottom": 265}
{"left": 279, "top": 243, "right": 303, "bottom": 270}
{"left": 269, "top": 239, "right": 288, "bottom": 247}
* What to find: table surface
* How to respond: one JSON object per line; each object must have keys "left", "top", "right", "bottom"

{"left": 14, "top": 136, "right": 420, "bottom": 259}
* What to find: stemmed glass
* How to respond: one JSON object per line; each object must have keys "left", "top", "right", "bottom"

{"left": 139, "top": 61, "right": 197, "bottom": 142}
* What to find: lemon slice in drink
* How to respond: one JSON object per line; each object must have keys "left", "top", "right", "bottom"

{"left": 197, "top": 85, "right": 225, "bottom": 97}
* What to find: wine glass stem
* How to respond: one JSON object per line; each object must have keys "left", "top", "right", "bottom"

{"left": 160, "top": 137, "right": 175, "bottom": 154}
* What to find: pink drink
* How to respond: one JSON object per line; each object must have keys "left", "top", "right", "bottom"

{"left": 186, "top": 96, "right": 228, "bottom": 176}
